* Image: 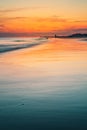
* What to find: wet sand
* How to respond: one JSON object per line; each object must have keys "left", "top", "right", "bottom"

{"left": 0, "top": 38, "right": 87, "bottom": 130}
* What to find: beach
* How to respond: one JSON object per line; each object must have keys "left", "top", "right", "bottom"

{"left": 0, "top": 38, "right": 87, "bottom": 130}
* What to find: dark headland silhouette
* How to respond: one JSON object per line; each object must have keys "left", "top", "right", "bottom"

{"left": 54, "top": 33, "right": 87, "bottom": 38}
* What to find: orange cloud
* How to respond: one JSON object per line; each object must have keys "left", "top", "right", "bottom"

{"left": 0, "top": 15, "right": 87, "bottom": 36}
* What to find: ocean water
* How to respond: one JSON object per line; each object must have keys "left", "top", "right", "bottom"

{"left": 0, "top": 37, "right": 87, "bottom": 130}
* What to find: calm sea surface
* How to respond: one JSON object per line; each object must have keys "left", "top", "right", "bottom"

{"left": 0, "top": 37, "right": 87, "bottom": 130}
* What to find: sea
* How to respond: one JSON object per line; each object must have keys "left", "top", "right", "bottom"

{"left": 0, "top": 37, "right": 87, "bottom": 130}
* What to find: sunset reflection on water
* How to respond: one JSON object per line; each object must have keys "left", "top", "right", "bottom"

{"left": 0, "top": 38, "right": 87, "bottom": 130}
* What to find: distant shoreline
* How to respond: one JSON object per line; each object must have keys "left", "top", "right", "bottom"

{"left": 46, "top": 33, "right": 87, "bottom": 39}
{"left": 0, "top": 33, "right": 87, "bottom": 38}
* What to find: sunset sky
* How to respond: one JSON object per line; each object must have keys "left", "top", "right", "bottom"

{"left": 0, "top": 0, "right": 87, "bottom": 36}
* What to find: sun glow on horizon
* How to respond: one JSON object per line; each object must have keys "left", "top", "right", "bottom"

{"left": 0, "top": 0, "right": 87, "bottom": 36}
